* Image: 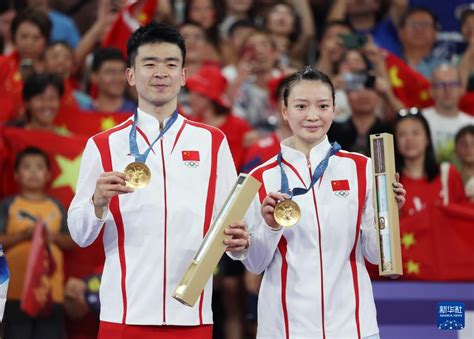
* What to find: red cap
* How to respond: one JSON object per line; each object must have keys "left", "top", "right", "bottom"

{"left": 186, "top": 65, "right": 230, "bottom": 108}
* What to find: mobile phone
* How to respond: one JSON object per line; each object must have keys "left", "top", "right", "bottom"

{"left": 344, "top": 72, "right": 375, "bottom": 91}
{"left": 339, "top": 33, "right": 368, "bottom": 50}
{"left": 365, "top": 74, "right": 376, "bottom": 89}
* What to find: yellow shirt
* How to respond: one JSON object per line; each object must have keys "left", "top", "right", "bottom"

{"left": 0, "top": 195, "right": 68, "bottom": 303}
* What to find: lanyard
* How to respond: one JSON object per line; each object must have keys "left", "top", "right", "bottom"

{"left": 278, "top": 142, "right": 341, "bottom": 197}
{"left": 129, "top": 110, "right": 178, "bottom": 163}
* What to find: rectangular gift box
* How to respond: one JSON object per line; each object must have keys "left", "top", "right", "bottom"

{"left": 370, "top": 133, "right": 403, "bottom": 277}
{"left": 173, "top": 174, "right": 261, "bottom": 306}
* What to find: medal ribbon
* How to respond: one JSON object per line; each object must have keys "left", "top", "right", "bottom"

{"left": 129, "top": 110, "right": 178, "bottom": 163}
{"left": 278, "top": 142, "right": 341, "bottom": 197}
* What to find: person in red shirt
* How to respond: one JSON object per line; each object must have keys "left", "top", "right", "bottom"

{"left": 394, "top": 107, "right": 467, "bottom": 217}
{"left": 186, "top": 65, "right": 255, "bottom": 171}
{"left": 0, "top": 8, "right": 51, "bottom": 123}
{"left": 186, "top": 64, "right": 254, "bottom": 339}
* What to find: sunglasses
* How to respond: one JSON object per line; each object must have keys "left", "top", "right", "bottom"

{"left": 397, "top": 107, "right": 422, "bottom": 117}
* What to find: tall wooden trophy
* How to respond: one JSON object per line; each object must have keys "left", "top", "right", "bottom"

{"left": 173, "top": 174, "right": 261, "bottom": 306}
{"left": 370, "top": 133, "right": 403, "bottom": 277}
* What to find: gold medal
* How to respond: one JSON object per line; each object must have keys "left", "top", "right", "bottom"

{"left": 273, "top": 199, "right": 301, "bottom": 227}
{"left": 124, "top": 162, "right": 151, "bottom": 189}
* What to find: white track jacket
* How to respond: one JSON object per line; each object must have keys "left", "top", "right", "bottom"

{"left": 243, "top": 137, "right": 379, "bottom": 339}
{"left": 68, "top": 109, "right": 236, "bottom": 325}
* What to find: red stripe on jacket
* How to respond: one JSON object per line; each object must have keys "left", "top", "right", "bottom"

{"left": 160, "top": 139, "right": 168, "bottom": 323}
{"left": 277, "top": 237, "right": 290, "bottom": 339}
{"left": 185, "top": 120, "right": 224, "bottom": 324}
{"left": 335, "top": 151, "right": 368, "bottom": 339}
{"left": 93, "top": 120, "right": 132, "bottom": 324}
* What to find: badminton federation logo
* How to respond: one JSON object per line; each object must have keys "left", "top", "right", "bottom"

{"left": 182, "top": 150, "right": 200, "bottom": 168}
{"left": 437, "top": 302, "right": 464, "bottom": 330}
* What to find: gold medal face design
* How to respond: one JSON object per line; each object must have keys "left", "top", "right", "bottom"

{"left": 124, "top": 162, "right": 151, "bottom": 189}
{"left": 273, "top": 199, "right": 301, "bottom": 227}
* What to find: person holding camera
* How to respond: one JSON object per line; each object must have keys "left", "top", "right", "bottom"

{"left": 328, "top": 48, "right": 403, "bottom": 156}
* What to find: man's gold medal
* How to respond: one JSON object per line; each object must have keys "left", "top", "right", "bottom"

{"left": 124, "top": 162, "right": 151, "bottom": 189}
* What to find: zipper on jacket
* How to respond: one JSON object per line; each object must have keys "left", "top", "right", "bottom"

{"left": 308, "top": 163, "right": 326, "bottom": 339}
{"left": 160, "top": 138, "right": 168, "bottom": 324}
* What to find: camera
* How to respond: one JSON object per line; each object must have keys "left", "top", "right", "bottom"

{"left": 343, "top": 72, "right": 376, "bottom": 91}
{"left": 339, "top": 33, "right": 368, "bottom": 50}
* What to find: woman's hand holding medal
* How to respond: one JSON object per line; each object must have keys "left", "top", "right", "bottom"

{"left": 92, "top": 171, "right": 134, "bottom": 218}
{"left": 261, "top": 192, "right": 289, "bottom": 230}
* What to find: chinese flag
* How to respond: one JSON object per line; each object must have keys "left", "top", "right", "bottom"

{"left": 20, "top": 220, "right": 56, "bottom": 317}
{"left": 331, "top": 180, "right": 350, "bottom": 191}
{"left": 427, "top": 203, "right": 474, "bottom": 280}
{"left": 1, "top": 127, "right": 105, "bottom": 329}
{"left": 102, "top": 0, "right": 158, "bottom": 57}
{"left": 55, "top": 110, "right": 131, "bottom": 137}
{"left": 57, "top": 79, "right": 81, "bottom": 118}
{"left": 0, "top": 127, "right": 87, "bottom": 207}
{"left": 384, "top": 52, "right": 434, "bottom": 109}
{"left": 0, "top": 53, "right": 80, "bottom": 124}
{"left": 182, "top": 150, "right": 200, "bottom": 161}
{"left": 368, "top": 203, "right": 474, "bottom": 281}
{"left": 0, "top": 52, "right": 23, "bottom": 123}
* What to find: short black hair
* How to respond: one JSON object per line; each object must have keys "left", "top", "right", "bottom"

{"left": 11, "top": 8, "right": 51, "bottom": 41}
{"left": 281, "top": 66, "right": 335, "bottom": 106}
{"left": 127, "top": 21, "right": 186, "bottom": 67}
{"left": 399, "top": 7, "right": 439, "bottom": 29}
{"left": 92, "top": 47, "right": 125, "bottom": 72}
{"left": 23, "top": 73, "right": 64, "bottom": 102}
{"left": 15, "top": 146, "right": 51, "bottom": 171}
{"left": 455, "top": 124, "right": 474, "bottom": 144}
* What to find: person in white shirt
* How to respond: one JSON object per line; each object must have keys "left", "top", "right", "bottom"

{"left": 68, "top": 22, "right": 249, "bottom": 339}
{"left": 423, "top": 63, "right": 474, "bottom": 162}
{"left": 238, "top": 66, "right": 406, "bottom": 339}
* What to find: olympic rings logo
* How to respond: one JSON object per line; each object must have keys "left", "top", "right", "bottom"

{"left": 335, "top": 190, "right": 349, "bottom": 198}
{"left": 184, "top": 161, "right": 200, "bottom": 168}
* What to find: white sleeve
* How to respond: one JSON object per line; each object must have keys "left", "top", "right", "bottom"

{"left": 360, "top": 158, "right": 379, "bottom": 264}
{"left": 214, "top": 136, "right": 250, "bottom": 261}
{"left": 67, "top": 138, "right": 110, "bottom": 247}
{"left": 237, "top": 193, "right": 283, "bottom": 274}
{"left": 214, "top": 136, "right": 237, "bottom": 214}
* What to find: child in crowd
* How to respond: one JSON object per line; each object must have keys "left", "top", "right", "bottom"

{"left": 0, "top": 147, "right": 75, "bottom": 339}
